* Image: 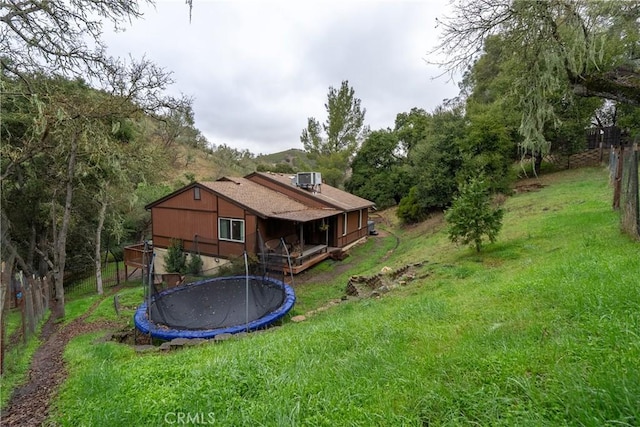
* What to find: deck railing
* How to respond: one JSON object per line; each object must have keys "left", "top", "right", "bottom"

{"left": 124, "top": 243, "right": 153, "bottom": 279}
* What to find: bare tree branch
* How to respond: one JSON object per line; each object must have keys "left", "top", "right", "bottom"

{"left": 1, "top": 0, "right": 148, "bottom": 79}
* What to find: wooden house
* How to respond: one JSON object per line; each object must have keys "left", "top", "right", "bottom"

{"left": 130, "top": 172, "right": 374, "bottom": 275}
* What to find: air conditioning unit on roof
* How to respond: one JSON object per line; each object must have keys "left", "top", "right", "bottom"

{"left": 296, "top": 172, "right": 322, "bottom": 187}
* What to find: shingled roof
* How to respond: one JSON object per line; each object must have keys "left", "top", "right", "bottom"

{"left": 246, "top": 172, "right": 375, "bottom": 211}
{"left": 146, "top": 172, "right": 373, "bottom": 223}
{"left": 200, "top": 178, "right": 340, "bottom": 222}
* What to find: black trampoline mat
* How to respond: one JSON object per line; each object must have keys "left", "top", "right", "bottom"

{"left": 150, "top": 277, "right": 285, "bottom": 330}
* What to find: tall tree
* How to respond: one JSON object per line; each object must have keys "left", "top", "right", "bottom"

{"left": 462, "top": 34, "right": 603, "bottom": 171}
{"left": 346, "top": 129, "right": 409, "bottom": 208}
{"left": 433, "top": 0, "right": 640, "bottom": 158}
{"left": 301, "top": 80, "right": 368, "bottom": 187}
{"left": 1, "top": 1, "right": 189, "bottom": 318}
{"left": 397, "top": 105, "right": 465, "bottom": 223}
{"left": 2, "top": 75, "right": 183, "bottom": 316}
{"left": 154, "top": 105, "right": 208, "bottom": 166}
{"left": 394, "top": 107, "right": 431, "bottom": 154}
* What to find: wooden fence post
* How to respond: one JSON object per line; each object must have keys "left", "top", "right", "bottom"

{"left": 115, "top": 258, "right": 120, "bottom": 286}
{"left": 599, "top": 141, "right": 604, "bottom": 163}
{"left": 32, "top": 276, "right": 40, "bottom": 323}
{"left": 41, "top": 276, "right": 49, "bottom": 313}
{"left": 16, "top": 272, "right": 26, "bottom": 345}
{"left": 22, "top": 272, "right": 35, "bottom": 334}
{"left": 613, "top": 146, "right": 624, "bottom": 210}
{"left": 0, "top": 281, "right": 5, "bottom": 375}
{"left": 34, "top": 276, "right": 46, "bottom": 323}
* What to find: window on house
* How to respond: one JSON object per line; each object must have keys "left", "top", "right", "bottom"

{"left": 342, "top": 212, "right": 347, "bottom": 236}
{"left": 219, "top": 218, "right": 245, "bottom": 242}
{"left": 194, "top": 187, "right": 201, "bottom": 200}
{"left": 358, "top": 210, "right": 363, "bottom": 229}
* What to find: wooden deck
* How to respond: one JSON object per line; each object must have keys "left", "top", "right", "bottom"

{"left": 284, "top": 251, "right": 331, "bottom": 275}
{"left": 283, "top": 244, "right": 330, "bottom": 274}
{"left": 263, "top": 243, "right": 345, "bottom": 275}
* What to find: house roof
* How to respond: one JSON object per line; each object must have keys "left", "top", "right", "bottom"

{"left": 145, "top": 173, "right": 373, "bottom": 223}
{"left": 200, "top": 178, "right": 340, "bottom": 222}
{"left": 247, "top": 172, "right": 375, "bottom": 211}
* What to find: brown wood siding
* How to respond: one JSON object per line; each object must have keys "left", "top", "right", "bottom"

{"left": 152, "top": 207, "right": 215, "bottom": 242}
{"left": 151, "top": 186, "right": 219, "bottom": 254}
{"left": 247, "top": 174, "right": 325, "bottom": 208}
{"left": 150, "top": 187, "right": 255, "bottom": 259}
{"left": 218, "top": 198, "right": 245, "bottom": 218}
{"left": 193, "top": 241, "right": 218, "bottom": 255}
{"left": 245, "top": 214, "right": 258, "bottom": 254}
{"left": 153, "top": 236, "right": 218, "bottom": 257}
{"left": 219, "top": 240, "right": 244, "bottom": 258}
{"left": 335, "top": 209, "right": 368, "bottom": 247}
{"left": 155, "top": 187, "right": 217, "bottom": 211}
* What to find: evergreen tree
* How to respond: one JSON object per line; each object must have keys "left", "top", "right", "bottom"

{"left": 301, "top": 80, "right": 368, "bottom": 187}
{"left": 164, "top": 239, "right": 187, "bottom": 274}
{"left": 445, "top": 176, "right": 504, "bottom": 252}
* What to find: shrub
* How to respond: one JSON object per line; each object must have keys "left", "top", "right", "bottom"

{"left": 164, "top": 239, "right": 187, "bottom": 274}
{"left": 186, "top": 253, "right": 203, "bottom": 275}
{"left": 397, "top": 187, "right": 428, "bottom": 223}
{"left": 445, "top": 176, "right": 504, "bottom": 252}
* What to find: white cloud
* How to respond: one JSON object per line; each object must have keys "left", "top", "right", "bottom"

{"left": 102, "top": 0, "right": 459, "bottom": 154}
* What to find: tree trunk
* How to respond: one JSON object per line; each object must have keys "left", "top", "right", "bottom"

{"left": 22, "top": 273, "right": 35, "bottom": 334}
{"left": 26, "top": 224, "right": 36, "bottom": 270}
{"left": 53, "top": 132, "right": 80, "bottom": 318}
{"left": 534, "top": 154, "right": 543, "bottom": 174}
{"left": 613, "top": 147, "right": 624, "bottom": 210}
{"left": 95, "top": 188, "right": 108, "bottom": 295}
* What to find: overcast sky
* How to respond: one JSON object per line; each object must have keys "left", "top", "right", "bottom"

{"left": 103, "top": 0, "right": 460, "bottom": 155}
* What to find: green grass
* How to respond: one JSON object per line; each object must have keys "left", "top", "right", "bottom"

{"left": 291, "top": 235, "right": 399, "bottom": 315}
{"left": 39, "top": 167, "right": 640, "bottom": 425}
{"left": 4, "top": 309, "right": 22, "bottom": 339}
{"left": 0, "top": 312, "right": 48, "bottom": 409}
{"left": 0, "top": 280, "right": 131, "bottom": 411}
{"left": 60, "top": 295, "right": 102, "bottom": 326}
{"left": 85, "top": 284, "right": 144, "bottom": 324}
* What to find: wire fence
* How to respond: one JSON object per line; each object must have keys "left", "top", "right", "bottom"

{"left": 65, "top": 260, "right": 124, "bottom": 299}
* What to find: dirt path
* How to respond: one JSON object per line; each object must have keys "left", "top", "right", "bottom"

{"left": 2, "top": 297, "right": 119, "bottom": 426}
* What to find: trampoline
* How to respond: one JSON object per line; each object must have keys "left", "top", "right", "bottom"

{"left": 134, "top": 275, "right": 296, "bottom": 341}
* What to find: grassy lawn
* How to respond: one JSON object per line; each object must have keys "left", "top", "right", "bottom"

{"left": 36, "top": 168, "right": 640, "bottom": 425}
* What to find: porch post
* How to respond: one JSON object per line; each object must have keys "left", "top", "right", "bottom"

{"left": 299, "top": 223, "right": 304, "bottom": 247}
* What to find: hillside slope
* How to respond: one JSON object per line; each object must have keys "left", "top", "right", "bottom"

{"left": 164, "top": 144, "right": 309, "bottom": 185}
{"left": 53, "top": 167, "right": 640, "bottom": 426}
